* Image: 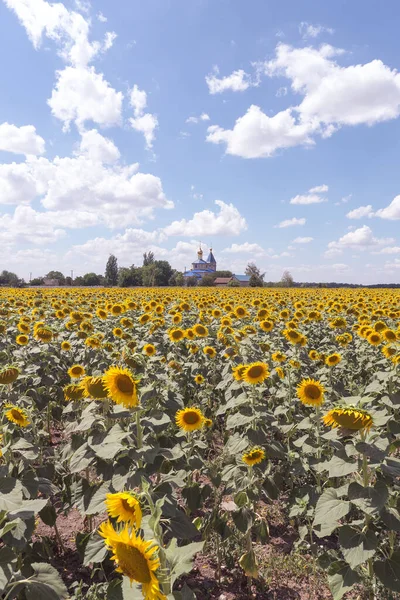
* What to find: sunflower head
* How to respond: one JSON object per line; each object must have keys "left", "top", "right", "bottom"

{"left": 193, "top": 323, "right": 208, "bottom": 338}
{"left": 176, "top": 407, "right": 204, "bottom": 432}
{"left": 325, "top": 353, "right": 342, "bottom": 367}
{"left": 16, "top": 334, "right": 29, "bottom": 346}
{"left": 168, "top": 328, "right": 184, "bottom": 342}
{"left": 0, "top": 366, "right": 19, "bottom": 385}
{"left": 297, "top": 378, "right": 325, "bottom": 406}
{"left": 81, "top": 376, "right": 109, "bottom": 399}
{"left": 232, "top": 364, "right": 246, "bottom": 381}
{"left": 143, "top": 343, "right": 156, "bottom": 356}
{"left": 103, "top": 366, "right": 139, "bottom": 408}
{"left": 323, "top": 406, "right": 373, "bottom": 431}
{"left": 68, "top": 364, "right": 86, "bottom": 379}
{"left": 203, "top": 346, "right": 216, "bottom": 358}
{"left": 5, "top": 404, "right": 30, "bottom": 427}
{"left": 242, "top": 447, "right": 265, "bottom": 466}
{"left": 194, "top": 374, "right": 205, "bottom": 384}
{"left": 64, "top": 383, "right": 85, "bottom": 401}
{"left": 242, "top": 362, "right": 269, "bottom": 385}
{"left": 105, "top": 492, "right": 142, "bottom": 527}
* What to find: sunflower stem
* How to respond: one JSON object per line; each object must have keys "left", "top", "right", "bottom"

{"left": 315, "top": 406, "right": 322, "bottom": 493}
{"left": 136, "top": 410, "right": 143, "bottom": 468}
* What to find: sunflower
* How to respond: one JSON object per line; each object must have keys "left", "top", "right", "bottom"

{"left": 275, "top": 367, "right": 285, "bottom": 379}
{"left": 105, "top": 492, "right": 142, "bottom": 527}
{"left": 272, "top": 351, "right": 286, "bottom": 363}
{"left": 96, "top": 308, "right": 108, "bottom": 319}
{"left": 34, "top": 326, "right": 53, "bottom": 343}
{"left": 308, "top": 349, "right": 319, "bottom": 360}
{"left": 234, "top": 306, "right": 247, "bottom": 318}
{"left": 16, "top": 334, "right": 29, "bottom": 346}
{"left": 103, "top": 366, "right": 139, "bottom": 408}
{"left": 325, "top": 353, "right": 342, "bottom": 367}
{"left": 68, "top": 364, "right": 86, "bottom": 379}
{"left": 17, "top": 322, "right": 30, "bottom": 333}
{"left": 203, "top": 346, "right": 216, "bottom": 358}
{"left": 85, "top": 336, "right": 102, "bottom": 349}
{"left": 98, "top": 521, "right": 165, "bottom": 599}
{"left": 382, "top": 344, "right": 398, "bottom": 359}
{"left": 204, "top": 418, "right": 213, "bottom": 427}
{"left": 143, "top": 344, "right": 156, "bottom": 356}
{"left": 382, "top": 329, "right": 397, "bottom": 343}
{"left": 113, "top": 327, "right": 123, "bottom": 338}
{"left": 323, "top": 406, "right": 373, "bottom": 431}
{"left": 283, "top": 329, "right": 302, "bottom": 344}
{"left": 168, "top": 328, "right": 184, "bottom": 342}
{"left": 193, "top": 323, "right": 208, "bottom": 337}
{"left": 64, "top": 384, "right": 85, "bottom": 401}
{"left": 297, "top": 378, "right": 325, "bottom": 406}
{"left": 242, "top": 362, "right": 269, "bottom": 385}
{"left": 185, "top": 328, "right": 195, "bottom": 340}
{"left": 242, "top": 447, "right": 265, "bottom": 466}
{"left": 259, "top": 320, "right": 274, "bottom": 332}
{"left": 0, "top": 366, "right": 19, "bottom": 385}
{"left": 176, "top": 407, "right": 204, "bottom": 432}
{"left": 139, "top": 314, "right": 151, "bottom": 325}
{"left": 232, "top": 364, "right": 246, "bottom": 381}
{"left": 367, "top": 332, "right": 381, "bottom": 346}
{"left": 81, "top": 376, "right": 109, "bottom": 399}
{"left": 5, "top": 404, "right": 30, "bottom": 427}
{"left": 61, "top": 341, "right": 71, "bottom": 351}
{"left": 194, "top": 374, "right": 205, "bottom": 384}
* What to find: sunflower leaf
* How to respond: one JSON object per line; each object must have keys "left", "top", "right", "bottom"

{"left": 313, "top": 489, "right": 351, "bottom": 529}
{"left": 373, "top": 552, "right": 400, "bottom": 592}
{"left": 327, "top": 561, "right": 360, "bottom": 600}
{"left": 338, "top": 525, "right": 377, "bottom": 568}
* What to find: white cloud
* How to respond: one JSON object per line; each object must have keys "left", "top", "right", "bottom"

{"left": 327, "top": 225, "right": 394, "bottom": 253}
{"left": 0, "top": 122, "right": 45, "bottom": 156}
{"left": 275, "top": 217, "right": 306, "bottom": 228}
{"left": 309, "top": 184, "right": 328, "bottom": 193}
{"left": 0, "top": 206, "right": 66, "bottom": 246}
{"left": 292, "top": 236, "right": 313, "bottom": 243}
{"left": 97, "top": 12, "right": 107, "bottom": 22}
{"left": 129, "top": 85, "right": 158, "bottom": 149}
{"left": 103, "top": 31, "right": 117, "bottom": 51}
{"left": 206, "top": 66, "right": 254, "bottom": 94}
{"left": 276, "top": 87, "right": 287, "bottom": 97}
{"left": 346, "top": 205, "right": 374, "bottom": 219}
{"left": 290, "top": 193, "right": 326, "bottom": 205}
{"left": 372, "top": 246, "right": 400, "bottom": 255}
{"left": 299, "top": 22, "right": 334, "bottom": 40}
{"left": 186, "top": 113, "right": 210, "bottom": 124}
{"left": 207, "top": 105, "right": 315, "bottom": 158}
{"left": 48, "top": 65, "right": 123, "bottom": 130}
{"left": 222, "top": 242, "right": 265, "bottom": 256}
{"left": 209, "top": 43, "right": 400, "bottom": 158}
{"left": 164, "top": 200, "right": 247, "bottom": 237}
{"left": 77, "top": 129, "right": 120, "bottom": 163}
{"left": 375, "top": 195, "right": 400, "bottom": 220}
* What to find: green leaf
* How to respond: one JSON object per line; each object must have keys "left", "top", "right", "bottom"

{"left": 83, "top": 532, "right": 108, "bottom": 566}
{"left": 374, "top": 551, "right": 400, "bottom": 592}
{"left": 0, "top": 478, "right": 23, "bottom": 511}
{"left": 0, "top": 519, "right": 19, "bottom": 537}
{"left": 313, "top": 489, "right": 350, "bottom": 529}
{"left": 25, "top": 562, "right": 68, "bottom": 600}
{"left": 232, "top": 507, "right": 253, "bottom": 533}
{"left": 89, "top": 424, "right": 128, "bottom": 460}
{"left": 9, "top": 498, "right": 48, "bottom": 519}
{"left": 0, "top": 547, "right": 16, "bottom": 594}
{"left": 39, "top": 504, "right": 57, "bottom": 527}
{"left": 165, "top": 539, "right": 204, "bottom": 587}
{"left": 382, "top": 457, "right": 400, "bottom": 478}
{"left": 226, "top": 411, "right": 255, "bottom": 430}
{"left": 325, "top": 456, "right": 358, "bottom": 477}
{"left": 3, "top": 516, "right": 35, "bottom": 550}
{"left": 327, "top": 561, "right": 360, "bottom": 600}
{"left": 69, "top": 443, "right": 94, "bottom": 474}
{"left": 348, "top": 481, "right": 388, "bottom": 516}
{"left": 338, "top": 526, "right": 377, "bottom": 568}
{"left": 381, "top": 507, "right": 400, "bottom": 531}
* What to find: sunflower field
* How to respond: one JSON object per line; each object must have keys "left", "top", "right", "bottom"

{"left": 0, "top": 286, "right": 400, "bottom": 600}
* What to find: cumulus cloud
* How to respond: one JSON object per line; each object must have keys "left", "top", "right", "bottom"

{"left": 129, "top": 85, "right": 158, "bottom": 149}
{"left": 77, "top": 129, "right": 120, "bottom": 163}
{"left": 299, "top": 22, "right": 334, "bottom": 40}
{"left": 0, "top": 122, "right": 45, "bottom": 156}
{"left": 275, "top": 217, "right": 306, "bottom": 228}
{"left": 186, "top": 113, "right": 210, "bottom": 124}
{"left": 327, "top": 225, "right": 394, "bottom": 253}
{"left": 309, "top": 184, "right": 328, "bottom": 193}
{"left": 0, "top": 206, "right": 66, "bottom": 246}
{"left": 371, "top": 246, "right": 400, "bottom": 255}
{"left": 206, "top": 66, "right": 255, "bottom": 94}
{"left": 292, "top": 237, "right": 313, "bottom": 243}
{"left": 222, "top": 242, "right": 265, "bottom": 256}
{"left": 290, "top": 194, "right": 326, "bottom": 205}
{"left": 208, "top": 43, "right": 400, "bottom": 158}
{"left": 346, "top": 205, "right": 374, "bottom": 219}
{"left": 163, "top": 200, "right": 247, "bottom": 237}
{"left": 375, "top": 195, "right": 400, "bottom": 220}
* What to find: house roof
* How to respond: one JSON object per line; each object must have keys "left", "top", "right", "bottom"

{"left": 233, "top": 274, "right": 251, "bottom": 282}
{"left": 214, "top": 277, "right": 231, "bottom": 284}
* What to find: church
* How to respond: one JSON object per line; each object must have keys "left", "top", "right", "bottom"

{"left": 183, "top": 246, "right": 217, "bottom": 280}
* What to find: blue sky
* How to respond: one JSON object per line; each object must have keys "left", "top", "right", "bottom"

{"left": 1, "top": 0, "right": 400, "bottom": 283}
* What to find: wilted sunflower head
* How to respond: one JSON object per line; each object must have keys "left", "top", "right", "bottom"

{"left": 81, "top": 376, "right": 109, "bottom": 399}
{"left": 297, "top": 378, "right": 325, "bottom": 406}
{"left": 0, "top": 366, "right": 19, "bottom": 385}
{"left": 64, "top": 383, "right": 85, "bottom": 401}
{"left": 323, "top": 406, "right": 373, "bottom": 431}
{"left": 242, "top": 447, "right": 265, "bottom": 466}
{"left": 176, "top": 407, "right": 204, "bottom": 432}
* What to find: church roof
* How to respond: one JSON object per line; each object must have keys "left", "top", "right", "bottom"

{"left": 206, "top": 249, "right": 216, "bottom": 264}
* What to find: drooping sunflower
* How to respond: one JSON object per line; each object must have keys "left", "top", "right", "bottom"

{"left": 81, "top": 376, "right": 109, "bottom": 399}
{"left": 168, "top": 328, "right": 184, "bottom": 343}
{"left": 325, "top": 353, "right": 342, "bottom": 367}
{"left": 194, "top": 374, "right": 205, "bottom": 384}
{"left": 99, "top": 521, "right": 165, "bottom": 600}
{"left": 16, "top": 334, "right": 29, "bottom": 346}
{"left": 143, "top": 344, "right": 156, "bottom": 356}
{"left": 64, "top": 383, "right": 85, "bottom": 401}
{"left": 34, "top": 326, "right": 53, "bottom": 343}
{"left": 275, "top": 367, "right": 285, "bottom": 379}
{"left": 323, "top": 406, "right": 373, "bottom": 431}
{"left": 297, "top": 378, "right": 325, "bottom": 406}
{"left": 175, "top": 407, "right": 204, "bottom": 432}
{"left": 0, "top": 366, "right": 19, "bottom": 385}
{"left": 232, "top": 364, "right": 246, "bottom": 381}
{"left": 242, "top": 447, "right": 266, "bottom": 466}
{"left": 103, "top": 366, "right": 139, "bottom": 408}
{"left": 68, "top": 364, "right": 86, "bottom": 379}
{"left": 272, "top": 351, "right": 286, "bottom": 363}
{"left": 382, "top": 329, "right": 397, "bottom": 343}
{"left": 105, "top": 492, "right": 142, "bottom": 527}
{"left": 382, "top": 344, "right": 398, "bottom": 359}
{"left": 242, "top": 362, "right": 269, "bottom": 385}
{"left": 5, "top": 404, "right": 30, "bottom": 427}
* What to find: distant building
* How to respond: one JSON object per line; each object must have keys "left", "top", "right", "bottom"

{"left": 232, "top": 274, "right": 251, "bottom": 287}
{"left": 214, "top": 277, "right": 231, "bottom": 287}
{"left": 183, "top": 246, "right": 216, "bottom": 281}
{"left": 43, "top": 278, "right": 60, "bottom": 286}
{"left": 215, "top": 275, "right": 251, "bottom": 287}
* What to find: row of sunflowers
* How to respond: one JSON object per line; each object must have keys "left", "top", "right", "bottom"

{"left": 0, "top": 286, "right": 399, "bottom": 599}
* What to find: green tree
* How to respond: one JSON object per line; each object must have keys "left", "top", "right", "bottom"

{"left": 105, "top": 255, "right": 118, "bottom": 286}
{"left": 0, "top": 270, "right": 24, "bottom": 287}
{"left": 185, "top": 276, "right": 198, "bottom": 287}
{"left": 198, "top": 274, "right": 215, "bottom": 286}
{"left": 249, "top": 273, "right": 264, "bottom": 287}
{"left": 30, "top": 277, "right": 44, "bottom": 286}
{"left": 227, "top": 278, "right": 240, "bottom": 287}
{"left": 82, "top": 272, "right": 103, "bottom": 286}
{"left": 143, "top": 251, "right": 155, "bottom": 266}
{"left": 280, "top": 270, "right": 294, "bottom": 288}
{"left": 45, "top": 270, "right": 65, "bottom": 285}
{"left": 245, "top": 262, "right": 265, "bottom": 281}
